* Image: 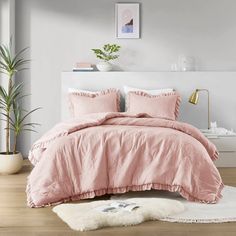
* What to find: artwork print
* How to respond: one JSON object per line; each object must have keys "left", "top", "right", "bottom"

{"left": 116, "top": 3, "right": 140, "bottom": 39}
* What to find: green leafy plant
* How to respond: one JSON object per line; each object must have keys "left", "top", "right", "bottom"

{"left": 92, "top": 44, "right": 121, "bottom": 62}
{"left": 0, "top": 43, "right": 40, "bottom": 154}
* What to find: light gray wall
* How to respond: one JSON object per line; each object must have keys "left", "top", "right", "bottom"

{"left": 15, "top": 0, "right": 236, "bottom": 156}
{"left": 0, "top": 0, "right": 15, "bottom": 151}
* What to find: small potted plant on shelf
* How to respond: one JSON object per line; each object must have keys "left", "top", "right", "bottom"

{"left": 0, "top": 43, "right": 40, "bottom": 174}
{"left": 92, "top": 43, "right": 121, "bottom": 72}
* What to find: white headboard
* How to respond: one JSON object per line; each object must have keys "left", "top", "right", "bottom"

{"left": 61, "top": 71, "right": 236, "bottom": 131}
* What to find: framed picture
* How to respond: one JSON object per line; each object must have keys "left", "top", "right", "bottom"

{"left": 115, "top": 3, "right": 140, "bottom": 39}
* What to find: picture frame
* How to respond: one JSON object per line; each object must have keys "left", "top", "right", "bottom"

{"left": 115, "top": 3, "right": 140, "bottom": 39}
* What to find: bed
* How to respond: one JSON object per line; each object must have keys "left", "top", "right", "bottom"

{"left": 26, "top": 76, "right": 223, "bottom": 208}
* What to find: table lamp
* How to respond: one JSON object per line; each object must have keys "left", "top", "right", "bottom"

{"left": 189, "top": 89, "right": 210, "bottom": 129}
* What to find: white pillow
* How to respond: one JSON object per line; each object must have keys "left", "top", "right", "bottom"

{"left": 68, "top": 88, "right": 97, "bottom": 94}
{"left": 123, "top": 85, "right": 174, "bottom": 95}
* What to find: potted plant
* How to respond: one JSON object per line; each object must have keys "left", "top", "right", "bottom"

{"left": 0, "top": 43, "right": 40, "bottom": 174}
{"left": 92, "top": 44, "right": 121, "bottom": 72}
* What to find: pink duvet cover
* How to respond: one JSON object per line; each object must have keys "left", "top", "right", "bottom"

{"left": 27, "top": 112, "right": 223, "bottom": 207}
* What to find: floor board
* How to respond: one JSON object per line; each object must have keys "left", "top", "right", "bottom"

{"left": 0, "top": 161, "right": 236, "bottom": 236}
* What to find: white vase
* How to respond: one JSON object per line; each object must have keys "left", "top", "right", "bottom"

{"left": 0, "top": 152, "right": 23, "bottom": 175}
{"left": 96, "top": 61, "right": 112, "bottom": 72}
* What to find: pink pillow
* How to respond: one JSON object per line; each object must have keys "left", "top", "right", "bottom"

{"left": 127, "top": 91, "right": 181, "bottom": 120}
{"left": 68, "top": 89, "right": 120, "bottom": 117}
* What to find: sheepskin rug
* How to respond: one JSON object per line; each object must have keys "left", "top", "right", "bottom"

{"left": 53, "top": 198, "right": 184, "bottom": 231}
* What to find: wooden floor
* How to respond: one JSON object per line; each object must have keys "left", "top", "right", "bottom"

{"left": 0, "top": 161, "right": 236, "bottom": 236}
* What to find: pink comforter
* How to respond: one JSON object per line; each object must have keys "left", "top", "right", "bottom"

{"left": 27, "top": 112, "right": 223, "bottom": 207}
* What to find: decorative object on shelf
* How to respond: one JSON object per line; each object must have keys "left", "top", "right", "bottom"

{"left": 171, "top": 63, "right": 179, "bottom": 72}
{"left": 95, "top": 61, "right": 112, "bottom": 72}
{"left": 189, "top": 89, "right": 210, "bottom": 129}
{"left": 210, "top": 123, "right": 235, "bottom": 135}
{"left": 178, "top": 55, "right": 195, "bottom": 71}
{"left": 0, "top": 42, "right": 40, "bottom": 174}
{"left": 116, "top": 3, "right": 140, "bottom": 39}
{"left": 201, "top": 122, "right": 236, "bottom": 137}
{"left": 92, "top": 44, "right": 121, "bottom": 72}
{"left": 73, "top": 62, "right": 94, "bottom": 72}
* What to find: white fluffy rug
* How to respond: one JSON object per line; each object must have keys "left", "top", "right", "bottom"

{"left": 111, "top": 185, "right": 236, "bottom": 223}
{"left": 53, "top": 186, "right": 236, "bottom": 231}
{"left": 53, "top": 198, "right": 184, "bottom": 231}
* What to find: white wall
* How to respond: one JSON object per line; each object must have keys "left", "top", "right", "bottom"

{"left": 15, "top": 0, "right": 236, "bottom": 156}
{"left": 0, "top": 0, "right": 15, "bottom": 152}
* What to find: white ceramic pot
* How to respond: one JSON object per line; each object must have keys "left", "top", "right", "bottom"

{"left": 0, "top": 152, "right": 23, "bottom": 175}
{"left": 96, "top": 61, "right": 112, "bottom": 72}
